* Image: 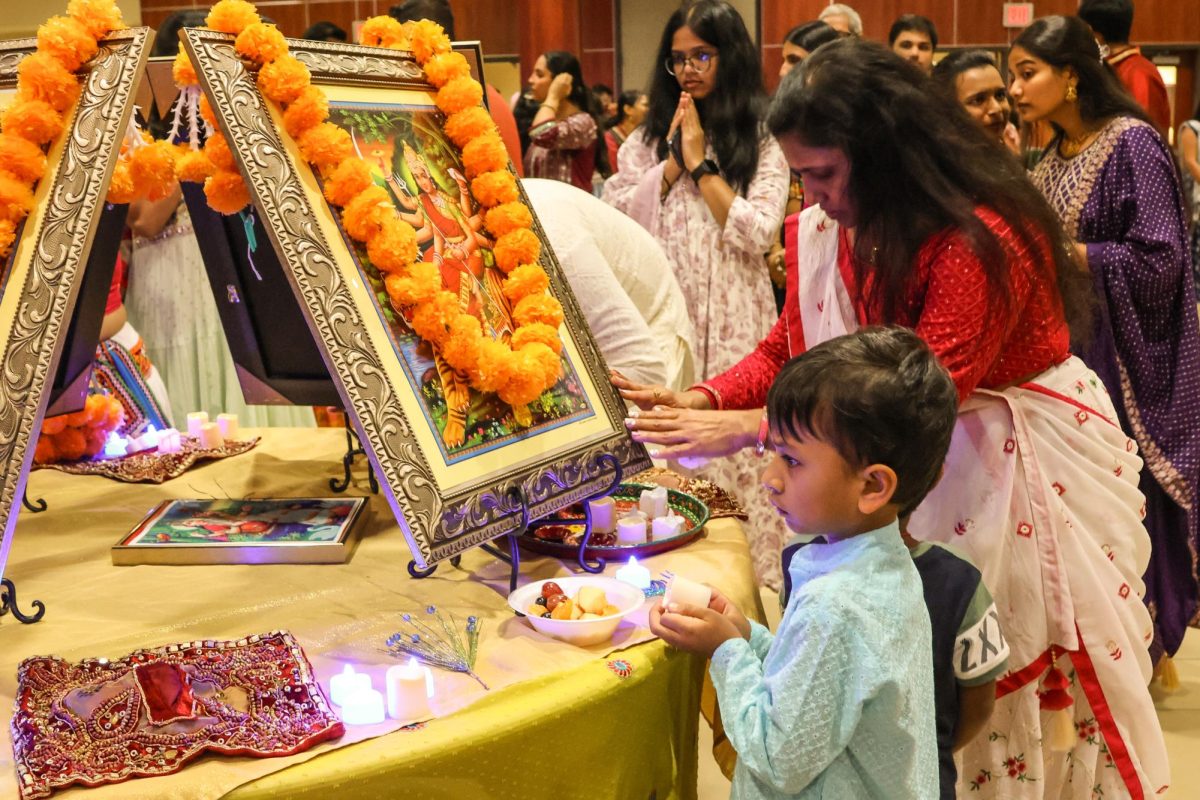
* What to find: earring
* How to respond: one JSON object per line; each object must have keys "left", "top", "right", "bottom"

{"left": 1065, "top": 83, "right": 1078, "bottom": 102}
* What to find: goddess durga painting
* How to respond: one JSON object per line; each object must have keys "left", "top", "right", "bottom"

{"left": 326, "top": 102, "right": 590, "bottom": 461}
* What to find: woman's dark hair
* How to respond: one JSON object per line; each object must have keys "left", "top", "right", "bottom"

{"left": 768, "top": 326, "right": 958, "bottom": 516}
{"left": 302, "top": 21, "right": 348, "bottom": 42}
{"left": 768, "top": 38, "right": 1093, "bottom": 343}
{"left": 151, "top": 10, "right": 208, "bottom": 57}
{"left": 1013, "top": 15, "right": 1151, "bottom": 131}
{"left": 643, "top": 0, "right": 767, "bottom": 194}
{"left": 931, "top": 49, "right": 1000, "bottom": 96}
{"left": 512, "top": 93, "right": 539, "bottom": 156}
{"left": 783, "top": 20, "right": 839, "bottom": 54}
{"left": 887, "top": 14, "right": 938, "bottom": 49}
{"left": 543, "top": 50, "right": 611, "bottom": 177}
{"left": 610, "top": 89, "right": 645, "bottom": 128}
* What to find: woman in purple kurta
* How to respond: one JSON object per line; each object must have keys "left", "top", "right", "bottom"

{"left": 1016, "top": 16, "right": 1200, "bottom": 661}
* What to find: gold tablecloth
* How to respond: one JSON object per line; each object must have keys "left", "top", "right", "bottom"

{"left": 0, "top": 428, "right": 763, "bottom": 799}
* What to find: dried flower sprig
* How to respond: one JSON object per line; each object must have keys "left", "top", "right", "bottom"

{"left": 385, "top": 605, "right": 487, "bottom": 690}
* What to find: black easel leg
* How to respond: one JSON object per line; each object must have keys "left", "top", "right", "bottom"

{"left": 21, "top": 492, "right": 47, "bottom": 513}
{"left": 0, "top": 578, "right": 45, "bottom": 624}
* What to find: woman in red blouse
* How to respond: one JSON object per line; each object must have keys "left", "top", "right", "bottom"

{"left": 621, "top": 40, "right": 1168, "bottom": 797}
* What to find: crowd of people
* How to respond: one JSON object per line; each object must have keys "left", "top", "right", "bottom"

{"left": 78, "top": 0, "right": 1199, "bottom": 796}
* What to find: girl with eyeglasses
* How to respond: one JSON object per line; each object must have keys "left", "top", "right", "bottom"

{"left": 604, "top": 0, "right": 790, "bottom": 588}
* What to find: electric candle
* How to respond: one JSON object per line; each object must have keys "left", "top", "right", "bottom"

{"left": 616, "top": 513, "right": 648, "bottom": 545}
{"left": 328, "top": 664, "right": 370, "bottom": 707}
{"left": 651, "top": 514, "right": 685, "bottom": 541}
{"left": 198, "top": 422, "right": 224, "bottom": 449}
{"left": 663, "top": 574, "right": 712, "bottom": 611}
{"left": 586, "top": 496, "right": 616, "bottom": 533}
{"left": 638, "top": 486, "right": 669, "bottom": 519}
{"left": 186, "top": 411, "right": 209, "bottom": 438}
{"left": 385, "top": 658, "right": 432, "bottom": 720}
{"left": 615, "top": 556, "right": 652, "bottom": 590}
{"left": 216, "top": 413, "right": 239, "bottom": 440}
{"left": 340, "top": 687, "right": 385, "bottom": 725}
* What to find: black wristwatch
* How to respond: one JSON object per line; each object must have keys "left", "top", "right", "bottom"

{"left": 690, "top": 159, "right": 719, "bottom": 183}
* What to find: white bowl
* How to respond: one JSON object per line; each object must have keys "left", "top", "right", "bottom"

{"left": 508, "top": 576, "right": 645, "bottom": 647}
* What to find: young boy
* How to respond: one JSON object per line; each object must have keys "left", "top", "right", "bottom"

{"left": 650, "top": 327, "right": 957, "bottom": 798}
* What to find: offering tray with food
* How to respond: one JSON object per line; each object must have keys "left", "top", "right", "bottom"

{"left": 521, "top": 482, "right": 710, "bottom": 561}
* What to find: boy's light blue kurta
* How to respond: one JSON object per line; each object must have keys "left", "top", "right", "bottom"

{"left": 710, "top": 521, "right": 939, "bottom": 799}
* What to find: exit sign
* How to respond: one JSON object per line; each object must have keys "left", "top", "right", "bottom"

{"left": 1003, "top": 2, "right": 1035, "bottom": 28}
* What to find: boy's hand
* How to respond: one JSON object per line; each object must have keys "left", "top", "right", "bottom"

{"left": 650, "top": 600, "right": 744, "bottom": 657}
{"left": 707, "top": 587, "right": 752, "bottom": 641}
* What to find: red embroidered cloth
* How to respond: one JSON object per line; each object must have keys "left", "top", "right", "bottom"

{"left": 11, "top": 631, "right": 343, "bottom": 800}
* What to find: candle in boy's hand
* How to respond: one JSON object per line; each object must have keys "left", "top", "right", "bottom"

{"left": 663, "top": 574, "right": 712, "bottom": 611}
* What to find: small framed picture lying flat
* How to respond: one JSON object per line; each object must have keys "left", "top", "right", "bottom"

{"left": 112, "top": 497, "right": 368, "bottom": 565}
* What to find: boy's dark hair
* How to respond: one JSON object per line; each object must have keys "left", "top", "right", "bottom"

{"left": 389, "top": 0, "right": 456, "bottom": 38}
{"left": 887, "top": 14, "right": 938, "bottom": 49}
{"left": 302, "top": 21, "right": 348, "bottom": 42}
{"left": 783, "top": 20, "right": 839, "bottom": 54}
{"left": 1077, "top": 0, "right": 1134, "bottom": 44}
{"left": 767, "top": 327, "right": 957, "bottom": 515}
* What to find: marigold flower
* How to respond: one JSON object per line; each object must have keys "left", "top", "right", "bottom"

{"left": 257, "top": 54, "right": 309, "bottom": 104}
{"left": 0, "top": 133, "right": 47, "bottom": 184}
{"left": 17, "top": 52, "right": 81, "bottom": 113}
{"left": 172, "top": 50, "right": 198, "bottom": 86}
{"left": 204, "top": 169, "right": 250, "bottom": 214}
{"left": 472, "top": 339, "right": 516, "bottom": 394}
{"left": 461, "top": 131, "right": 508, "bottom": 178}
{"left": 204, "top": 131, "right": 237, "bottom": 171}
{"left": 323, "top": 158, "right": 374, "bottom": 207}
{"left": 502, "top": 263, "right": 550, "bottom": 303}
{"left": 366, "top": 215, "right": 418, "bottom": 274}
{"left": 0, "top": 219, "right": 16, "bottom": 261}
{"left": 33, "top": 436, "right": 58, "bottom": 465}
{"left": 37, "top": 16, "right": 98, "bottom": 72}
{"left": 494, "top": 229, "right": 541, "bottom": 274}
{"left": 409, "top": 290, "right": 459, "bottom": 346}
{"left": 205, "top": 0, "right": 260, "bottom": 35}
{"left": 470, "top": 170, "right": 517, "bottom": 208}
{"left": 67, "top": 0, "right": 125, "bottom": 39}
{"left": 511, "top": 322, "right": 562, "bottom": 355}
{"left": 520, "top": 341, "right": 562, "bottom": 387}
{"left": 423, "top": 51, "right": 470, "bottom": 88}
{"left": 513, "top": 294, "right": 564, "bottom": 329}
{"left": 440, "top": 313, "right": 483, "bottom": 373}
{"left": 175, "top": 147, "right": 214, "bottom": 183}
{"left": 408, "top": 19, "right": 451, "bottom": 63}
{"left": 55, "top": 426, "right": 87, "bottom": 461}
{"left": 434, "top": 76, "right": 483, "bottom": 116}
{"left": 41, "top": 414, "right": 67, "bottom": 436}
{"left": 443, "top": 106, "right": 493, "bottom": 148}
{"left": 199, "top": 94, "right": 219, "bottom": 129}
{"left": 235, "top": 22, "right": 288, "bottom": 65}
{"left": 358, "top": 16, "right": 407, "bottom": 48}
{"left": 498, "top": 348, "right": 551, "bottom": 407}
{"left": 298, "top": 122, "right": 352, "bottom": 170}
{"left": 0, "top": 170, "right": 35, "bottom": 224}
{"left": 283, "top": 85, "right": 328, "bottom": 139}
{"left": 384, "top": 262, "right": 440, "bottom": 308}
{"left": 104, "top": 159, "right": 135, "bottom": 204}
{"left": 130, "top": 140, "right": 179, "bottom": 201}
{"left": 341, "top": 184, "right": 392, "bottom": 241}
{"left": 484, "top": 201, "right": 532, "bottom": 238}
{"left": 1, "top": 99, "right": 63, "bottom": 145}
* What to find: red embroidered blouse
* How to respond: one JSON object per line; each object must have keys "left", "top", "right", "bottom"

{"left": 701, "top": 208, "right": 1071, "bottom": 408}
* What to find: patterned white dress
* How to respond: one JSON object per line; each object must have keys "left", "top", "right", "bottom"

{"left": 602, "top": 131, "right": 791, "bottom": 587}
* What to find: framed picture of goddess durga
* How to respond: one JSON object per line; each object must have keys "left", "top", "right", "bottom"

{"left": 0, "top": 29, "right": 151, "bottom": 586}
{"left": 182, "top": 29, "right": 650, "bottom": 569}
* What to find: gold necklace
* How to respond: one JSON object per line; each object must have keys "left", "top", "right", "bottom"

{"left": 1059, "top": 129, "right": 1097, "bottom": 158}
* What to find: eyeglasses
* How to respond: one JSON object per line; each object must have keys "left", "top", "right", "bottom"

{"left": 664, "top": 50, "right": 717, "bottom": 76}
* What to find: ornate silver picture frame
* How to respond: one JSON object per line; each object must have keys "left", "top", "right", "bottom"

{"left": 181, "top": 29, "right": 649, "bottom": 569}
{"left": 0, "top": 29, "right": 152, "bottom": 584}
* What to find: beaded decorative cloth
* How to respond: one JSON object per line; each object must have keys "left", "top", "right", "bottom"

{"left": 32, "top": 436, "right": 259, "bottom": 483}
{"left": 11, "top": 630, "right": 342, "bottom": 800}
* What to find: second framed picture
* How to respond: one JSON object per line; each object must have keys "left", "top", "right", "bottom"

{"left": 181, "top": 29, "right": 649, "bottom": 570}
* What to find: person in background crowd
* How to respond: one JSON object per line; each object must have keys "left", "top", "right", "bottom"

{"left": 604, "top": 0, "right": 788, "bottom": 587}
{"left": 620, "top": 37, "right": 1171, "bottom": 797}
{"left": 301, "top": 21, "right": 347, "bottom": 42}
{"left": 524, "top": 178, "right": 696, "bottom": 390}
{"left": 888, "top": 14, "right": 937, "bottom": 74}
{"left": 604, "top": 90, "right": 648, "bottom": 176}
{"left": 818, "top": 3, "right": 862, "bottom": 37}
{"left": 592, "top": 83, "right": 618, "bottom": 122}
{"left": 1179, "top": 103, "right": 1200, "bottom": 290}
{"left": 389, "top": 0, "right": 523, "bottom": 174}
{"left": 1015, "top": 15, "right": 1200, "bottom": 674}
{"left": 525, "top": 50, "right": 610, "bottom": 190}
{"left": 778, "top": 20, "right": 839, "bottom": 80}
{"left": 932, "top": 49, "right": 1020, "bottom": 154}
{"left": 1077, "top": 0, "right": 1171, "bottom": 135}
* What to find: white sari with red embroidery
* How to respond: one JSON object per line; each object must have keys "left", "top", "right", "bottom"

{"left": 794, "top": 207, "right": 1169, "bottom": 798}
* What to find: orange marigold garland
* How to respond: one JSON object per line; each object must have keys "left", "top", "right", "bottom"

{"left": 167, "top": 2, "right": 565, "bottom": 417}
{"left": 34, "top": 392, "right": 124, "bottom": 464}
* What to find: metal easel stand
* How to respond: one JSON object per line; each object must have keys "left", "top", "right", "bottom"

{"left": 22, "top": 491, "right": 47, "bottom": 513}
{"left": 0, "top": 578, "right": 46, "bottom": 624}
{"left": 406, "top": 453, "right": 624, "bottom": 597}
{"left": 329, "top": 414, "right": 379, "bottom": 495}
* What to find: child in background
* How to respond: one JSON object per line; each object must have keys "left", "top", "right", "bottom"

{"left": 650, "top": 326, "right": 954, "bottom": 798}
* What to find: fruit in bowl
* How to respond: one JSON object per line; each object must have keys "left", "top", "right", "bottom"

{"left": 507, "top": 576, "right": 645, "bottom": 647}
